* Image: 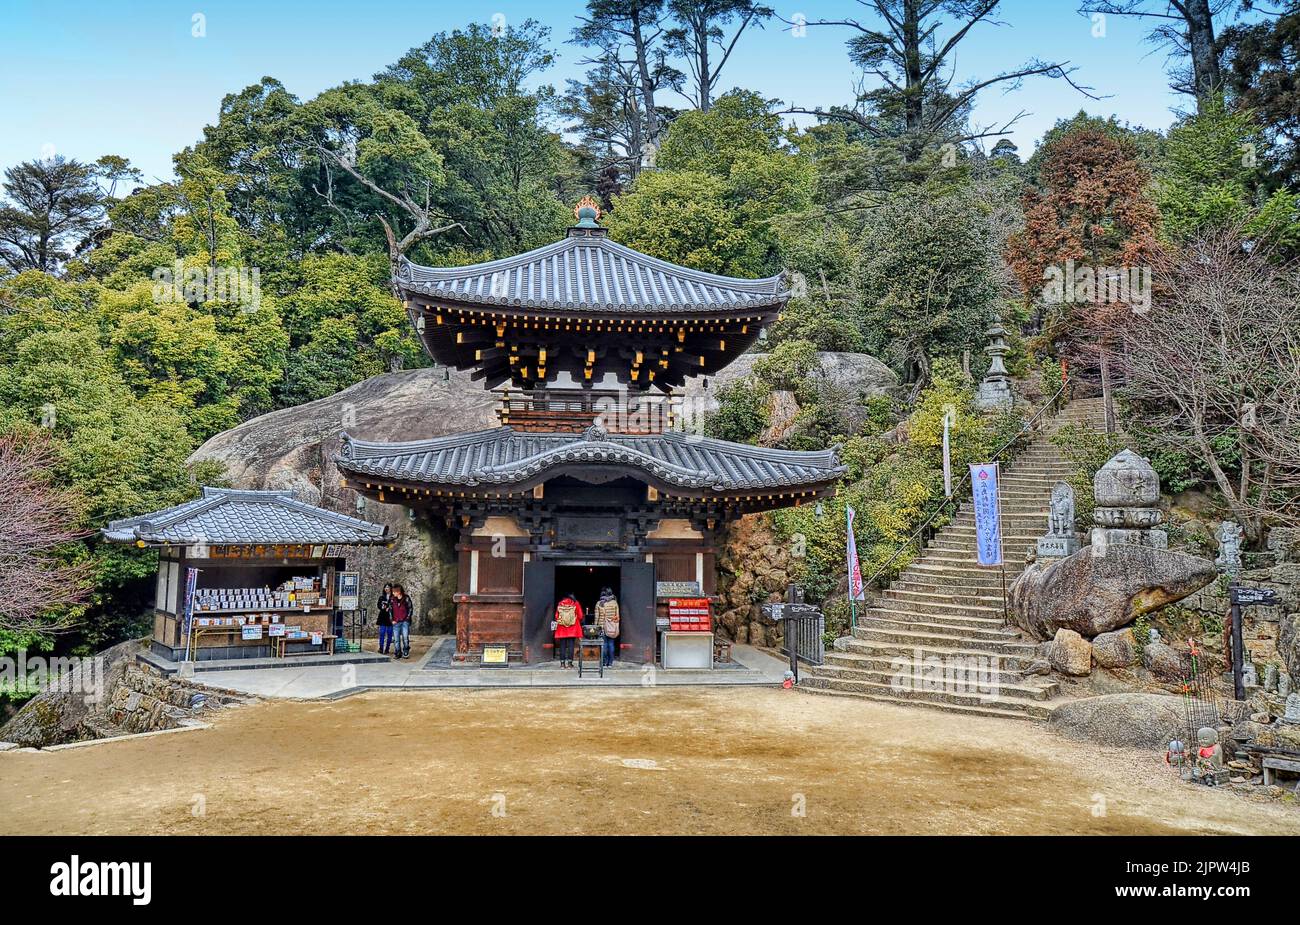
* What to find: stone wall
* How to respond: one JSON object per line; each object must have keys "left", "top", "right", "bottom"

{"left": 715, "top": 514, "right": 795, "bottom": 647}
{"left": 1181, "top": 562, "right": 1300, "bottom": 678}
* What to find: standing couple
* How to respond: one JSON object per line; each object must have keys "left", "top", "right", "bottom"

{"left": 552, "top": 587, "right": 620, "bottom": 668}
{"left": 376, "top": 583, "right": 412, "bottom": 659}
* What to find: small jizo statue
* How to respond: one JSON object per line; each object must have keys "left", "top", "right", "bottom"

{"left": 1192, "top": 727, "right": 1224, "bottom": 783}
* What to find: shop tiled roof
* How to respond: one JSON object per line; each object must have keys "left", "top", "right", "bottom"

{"left": 396, "top": 233, "right": 787, "bottom": 313}
{"left": 336, "top": 427, "right": 844, "bottom": 494}
{"left": 101, "top": 488, "right": 390, "bottom": 547}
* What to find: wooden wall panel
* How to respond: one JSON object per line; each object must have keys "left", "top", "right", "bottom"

{"left": 457, "top": 601, "right": 524, "bottom": 660}
{"left": 478, "top": 551, "right": 524, "bottom": 594}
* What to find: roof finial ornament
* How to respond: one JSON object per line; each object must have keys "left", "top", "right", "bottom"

{"left": 574, "top": 195, "right": 602, "bottom": 228}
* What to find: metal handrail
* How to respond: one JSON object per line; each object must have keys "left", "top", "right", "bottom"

{"left": 857, "top": 378, "right": 1070, "bottom": 595}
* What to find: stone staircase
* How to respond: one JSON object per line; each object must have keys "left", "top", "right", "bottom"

{"left": 800, "top": 397, "right": 1108, "bottom": 721}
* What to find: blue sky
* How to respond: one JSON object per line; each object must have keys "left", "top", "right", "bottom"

{"left": 0, "top": 0, "right": 1236, "bottom": 181}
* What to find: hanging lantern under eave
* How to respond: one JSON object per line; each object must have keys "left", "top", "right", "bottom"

{"left": 416, "top": 314, "right": 426, "bottom": 334}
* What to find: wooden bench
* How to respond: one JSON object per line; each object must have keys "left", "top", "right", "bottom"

{"left": 272, "top": 634, "right": 336, "bottom": 658}
{"left": 1261, "top": 756, "right": 1300, "bottom": 786}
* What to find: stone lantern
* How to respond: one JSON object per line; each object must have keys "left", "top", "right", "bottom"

{"left": 1089, "top": 448, "right": 1167, "bottom": 550}
{"left": 974, "top": 315, "right": 1014, "bottom": 410}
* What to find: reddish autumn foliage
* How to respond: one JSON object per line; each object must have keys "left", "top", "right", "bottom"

{"left": 1007, "top": 124, "right": 1160, "bottom": 299}
{"left": 0, "top": 434, "right": 92, "bottom": 634}
{"left": 1006, "top": 123, "right": 1163, "bottom": 400}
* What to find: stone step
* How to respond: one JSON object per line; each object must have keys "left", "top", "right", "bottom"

{"left": 923, "top": 546, "right": 1032, "bottom": 561}
{"left": 949, "top": 514, "right": 1050, "bottom": 528}
{"left": 905, "top": 559, "right": 1019, "bottom": 574}
{"left": 934, "top": 526, "right": 1041, "bottom": 539}
{"left": 892, "top": 575, "right": 1016, "bottom": 594}
{"left": 797, "top": 676, "right": 1053, "bottom": 720}
{"left": 835, "top": 636, "right": 1039, "bottom": 669}
{"left": 862, "top": 614, "right": 1022, "bottom": 643}
{"left": 862, "top": 608, "right": 1013, "bottom": 633}
{"left": 851, "top": 624, "right": 1037, "bottom": 655}
{"left": 822, "top": 650, "right": 1036, "bottom": 686}
{"left": 878, "top": 592, "right": 1008, "bottom": 613}
{"left": 899, "top": 568, "right": 1025, "bottom": 586}
{"left": 881, "top": 587, "right": 1008, "bottom": 609}
{"left": 811, "top": 659, "right": 1055, "bottom": 696}
{"left": 872, "top": 599, "right": 1011, "bottom": 621}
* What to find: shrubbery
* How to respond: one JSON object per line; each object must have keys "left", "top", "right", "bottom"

{"left": 769, "top": 358, "right": 1028, "bottom": 607}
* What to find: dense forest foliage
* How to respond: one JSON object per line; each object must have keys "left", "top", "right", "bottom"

{"left": 2, "top": 1, "right": 1298, "bottom": 675}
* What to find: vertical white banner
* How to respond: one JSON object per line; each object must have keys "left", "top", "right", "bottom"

{"left": 942, "top": 412, "right": 953, "bottom": 498}
{"left": 969, "top": 463, "right": 1003, "bottom": 567}
{"left": 846, "top": 506, "right": 866, "bottom": 601}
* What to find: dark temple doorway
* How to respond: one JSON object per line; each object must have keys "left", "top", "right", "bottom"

{"left": 555, "top": 564, "right": 621, "bottom": 623}
{"left": 523, "top": 558, "right": 656, "bottom": 664}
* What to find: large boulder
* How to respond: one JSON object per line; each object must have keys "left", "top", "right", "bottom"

{"left": 1049, "top": 628, "right": 1093, "bottom": 676}
{"left": 0, "top": 640, "right": 239, "bottom": 748}
{"left": 0, "top": 640, "right": 137, "bottom": 747}
{"left": 1048, "top": 693, "right": 1190, "bottom": 749}
{"left": 1142, "top": 640, "right": 1186, "bottom": 681}
{"left": 189, "top": 367, "right": 493, "bottom": 632}
{"left": 1092, "top": 628, "right": 1138, "bottom": 669}
{"left": 684, "top": 351, "right": 897, "bottom": 426}
{"left": 1009, "top": 544, "right": 1215, "bottom": 640}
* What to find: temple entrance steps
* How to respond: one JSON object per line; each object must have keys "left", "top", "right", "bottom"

{"left": 798, "top": 396, "right": 1105, "bottom": 721}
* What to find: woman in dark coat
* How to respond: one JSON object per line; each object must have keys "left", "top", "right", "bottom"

{"left": 376, "top": 583, "right": 393, "bottom": 654}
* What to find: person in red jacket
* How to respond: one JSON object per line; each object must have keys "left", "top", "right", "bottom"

{"left": 390, "top": 584, "right": 412, "bottom": 659}
{"left": 553, "top": 592, "right": 584, "bottom": 667}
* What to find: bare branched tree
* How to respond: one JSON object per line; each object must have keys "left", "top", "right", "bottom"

{"left": 1116, "top": 230, "right": 1300, "bottom": 543}
{"left": 784, "top": 0, "right": 1098, "bottom": 157}
{"left": 1078, "top": 1, "right": 1236, "bottom": 111}
{"left": 665, "top": 0, "right": 773, "bottom": 112}
{"left": 0, "top": 435, "right": 92, "bottom": 635}
{"left": 309, "top": 141, "right": 465, "bottom": 295}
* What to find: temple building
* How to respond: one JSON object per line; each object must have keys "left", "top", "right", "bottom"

{"left": 335, "top": 198, "right": 844, "bottom": 664}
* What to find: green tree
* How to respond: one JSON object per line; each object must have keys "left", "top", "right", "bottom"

{"left": 1220, "top": 3, "right": 1300, "bottom": 187}
{"left": 1156, "top": 96, "right": 1300, "bottom": 251}
{"left": 608, "top": 91, "right": 814, "bottom": 275}
{"left": 855, "top": 187, "right": 1000, "bottom": 388}
{"left": 0, "top": 157, "right": 112, "bottom": 274}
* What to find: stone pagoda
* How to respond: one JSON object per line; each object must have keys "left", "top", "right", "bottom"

{"left": 1090, "top": 448, "right": 1167, "bottom": 550}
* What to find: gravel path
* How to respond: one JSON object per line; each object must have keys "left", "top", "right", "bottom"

{"left": 2, "top": 688, "right": 1296, "bottom": 835}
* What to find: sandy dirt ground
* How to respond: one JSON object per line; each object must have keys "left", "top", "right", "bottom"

{"left": 2, "top": 688, "right": 1297, "bottom": 835}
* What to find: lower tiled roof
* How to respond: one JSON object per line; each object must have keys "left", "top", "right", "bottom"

{"left": 102, "top": 488, "right": 390, "bottom": 547}
{"left": 336, "top": 427, "right": 844, "bottom": 494}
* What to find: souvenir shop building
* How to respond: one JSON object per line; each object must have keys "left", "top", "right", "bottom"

{"left": 102, "top": 488, "right": 390, "bottom": 661}
{"left": 336, "top": 199, "right": 844, "bottom": 665}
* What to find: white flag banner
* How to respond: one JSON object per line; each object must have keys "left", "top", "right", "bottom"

{"left": 969, "top": 463, "right": 1003, "bottom": 567}
{"left": 846, "top": 506, "right": 866, "bottom": 601}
